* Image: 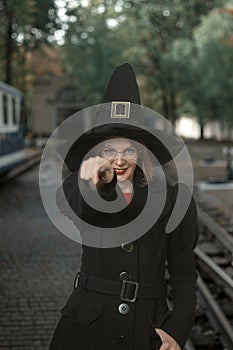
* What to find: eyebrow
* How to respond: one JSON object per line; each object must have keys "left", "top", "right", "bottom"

{"left": 103, "top": 144, "right": 134, "bottom": 148}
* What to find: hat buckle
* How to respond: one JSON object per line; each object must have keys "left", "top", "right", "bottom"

{"left": 111, "top": 101, "right": 130, "bottom": 119}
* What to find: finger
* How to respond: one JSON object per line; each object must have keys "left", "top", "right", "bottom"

{"left": 98, "top": 164, "right": 113, "bottom": 177}
{"left": 80, "top": 157, "right": 113, "bottom": 184}
{"left": 80, "top": 157, "right": 99, "bottom": 181}
{"left": 97, "top": 157, "right": 112, "bottom": 169}
{"left": 98, "top": 165, "right": 111, "bottom": 178}
{"left": 97, "top": 159, "right": 114, "bottom": 183}
{"left": 159, "top": 340, "right": 171, "bottom": 350}
{"left": 155, "top": 329, "right": 171, "bottom": 350}
{"left": 80, "top": 159, "right": 96, "bottom": 183}
{"left": 80, "top": 160, "right": 89, "bottom": 180}
{"left": 155, "top": 328, "right": 165, "bottom": 342}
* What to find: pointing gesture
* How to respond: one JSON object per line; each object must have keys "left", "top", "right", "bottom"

{"left": 80, "top": 156, "right": 114, "bottom": 185}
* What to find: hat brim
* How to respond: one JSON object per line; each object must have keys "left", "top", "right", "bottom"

{"left": 63, "top": 123, "right": 184, "bottom": 172}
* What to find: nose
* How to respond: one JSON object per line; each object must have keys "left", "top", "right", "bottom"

{"left": 114, "top": 155, "right": 126, "bottom": 166}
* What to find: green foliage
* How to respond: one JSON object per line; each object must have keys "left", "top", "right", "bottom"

{"left": 121, "top": 0, "right": 233, "bottom": 138}
{"left": 126, "top": 0, "right": 222, "bottom": 119}
{"left": 61, "top": 0, "right": 135, "bottom": 105}
{"left": 0, "top": 0, "right": 60, "bottom": 85}
{"left": 169, "top": 8, "right": 233, "bottom": 132}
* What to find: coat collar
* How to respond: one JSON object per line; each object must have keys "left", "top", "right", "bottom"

{"left": 115, "top": 179, "right": 173, "bottom": 224}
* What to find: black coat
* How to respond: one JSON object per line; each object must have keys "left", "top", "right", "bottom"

{"left": 49, "top": 172, "right": 199, "bottom": 350}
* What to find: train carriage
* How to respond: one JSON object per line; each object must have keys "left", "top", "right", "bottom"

{"left": 0, "top": 81, "right": 25, "bottom": 175}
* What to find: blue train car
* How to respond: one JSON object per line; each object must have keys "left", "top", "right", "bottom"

{"left": 0, "top": 81, "right": 25, "bottom": 175}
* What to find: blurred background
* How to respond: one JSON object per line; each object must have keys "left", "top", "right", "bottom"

{"left": 1, "top": 0, "right": 233, "bottom": 139}
{"left": 0, "top": 0, "right": 233, "bottom": 349}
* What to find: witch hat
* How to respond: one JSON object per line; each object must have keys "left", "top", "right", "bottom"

{"left": 102, "top": 63, "right": 141, "bottom": 104}
{"left": 63, "top": 63, "right": 183, "bottom": 172}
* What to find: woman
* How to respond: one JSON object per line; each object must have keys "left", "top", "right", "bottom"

{"left": 49, "top": 63, "right": 199, "bottom": 350}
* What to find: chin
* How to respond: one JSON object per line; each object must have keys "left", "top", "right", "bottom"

{"left": 117, "top": 175, "right": 133, "bottom": 182}
{"left": 117, "top": 175, "right": 126, "bottom": 181}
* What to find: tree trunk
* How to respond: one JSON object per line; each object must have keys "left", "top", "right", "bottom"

{"left": 169, "top": 90, "right": 177, "bottom": 128}
{"left": 3, "top": 1, "right": 13, "bottom": 84}
{"left": 161, "top": 90, "right": 169, "bottom": 119}
{"left": 199, "top": 119, "right": 205, "bottom": 139}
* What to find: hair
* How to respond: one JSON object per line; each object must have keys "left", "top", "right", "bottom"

{"left": 133, "top": 142, "right": 154, "bottom": 187}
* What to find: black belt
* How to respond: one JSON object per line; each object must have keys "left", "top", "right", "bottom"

{"left": 74, "top": 272, "right": 166, "bottom": 303}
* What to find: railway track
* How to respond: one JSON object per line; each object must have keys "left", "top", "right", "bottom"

{"left": 186, "top": 203, "right": 233, "bottom": 350}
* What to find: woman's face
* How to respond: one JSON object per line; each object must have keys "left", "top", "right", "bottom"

{"left": 100, "top": 138, "right": 139, "bottom": 183}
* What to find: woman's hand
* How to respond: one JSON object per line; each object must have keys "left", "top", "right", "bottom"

{"left": 155, "top": 328, "right": 181, "bottom": 350}
{"left": 80, "top": 156, "right": 114, "bottom": 185}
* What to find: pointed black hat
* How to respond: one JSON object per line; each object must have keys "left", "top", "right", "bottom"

{"left": 63, "top": 63, "right": 183, "bottom": 172}
{"left": 102, "top": 63, "right": 141, "bottom": 104}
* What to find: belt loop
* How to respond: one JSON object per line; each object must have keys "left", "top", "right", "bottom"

{"left": 73, "top": 271, "right": 81, "bottom": 289}
{"left": 77, "top": 272, "right": 89, "bottom": 289}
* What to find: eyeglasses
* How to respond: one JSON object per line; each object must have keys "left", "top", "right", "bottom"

{"left": 101, "top": 146, "right": 141, "bottom": 160}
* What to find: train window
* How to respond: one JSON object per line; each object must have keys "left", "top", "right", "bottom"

{"left": 12, "top": 98, "right": 17, "bottom": 124}
{"left": 3, "top": 94, "right": 8, "bottom": 124}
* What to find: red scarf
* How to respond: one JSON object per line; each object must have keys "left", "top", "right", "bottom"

{"left": 123, "top": 192, "right": 132, "bottom": 205}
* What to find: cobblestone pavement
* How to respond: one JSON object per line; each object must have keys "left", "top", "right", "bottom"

{"left": 0, "top": 166, "right": 82, "bottom": 349}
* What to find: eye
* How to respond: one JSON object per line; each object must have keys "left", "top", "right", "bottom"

{"left": 102, "top": 147, "right": 116, "bottom": 157}
{"left": 125, "top": 147, "right": 137, "bottom": 157}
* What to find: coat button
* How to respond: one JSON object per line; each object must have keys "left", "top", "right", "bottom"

{"left": 121, "top": 243, "right": 134, "bottom": 253}
{"left": 118, "top": 303, "right": 130, "bottom": 315}
{"left": 119, "top": 271, "right": 131, "bottom": 280}
{"left": 116, "top": 335, "right": 129, "bottom": 345}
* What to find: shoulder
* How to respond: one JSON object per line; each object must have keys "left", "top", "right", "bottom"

{"left": 166, "top": 182, "right": 198, "bottom": 226}
{"left": 167, "top": 182, "right": 195, "bottom": 204}
{"left": 165, "top": 183, "right": 199, "bottom": 249}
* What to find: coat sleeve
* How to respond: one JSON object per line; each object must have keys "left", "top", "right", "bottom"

{"left": 56, "top": 171, "right": 118, "bottom": 226}
{"left": 161, "top": 185, "right": 199, "bottom": 349}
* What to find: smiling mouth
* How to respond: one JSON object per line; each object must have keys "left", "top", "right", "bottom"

{"left": 114, "top": 168, "right": 128, "bottom": 175}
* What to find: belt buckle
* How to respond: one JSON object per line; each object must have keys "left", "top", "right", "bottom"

{"left": 120, "top": 280, "right": 139, "bottom": 303}
{"left": 73, "top": 272, "right": 81, "bottom": 289}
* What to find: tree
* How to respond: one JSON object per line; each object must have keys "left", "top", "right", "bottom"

{"left": 0, "top": 0, "right": 34, "bottom": 84}
{"left": 61, "top": 0, "right": 135, "bottom": 105}
{"left": 0, "top": 0, "right": 60, "bottom": 86}
{"left": 126, "top": 0, "right": 222, "bottom": 124}
{"left": 169, "top": 5, "right": 233, "bottom": 138}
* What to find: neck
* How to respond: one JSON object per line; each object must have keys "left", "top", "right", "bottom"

{"left": 117, "top": 180, "right": 133, "bottom": 193}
